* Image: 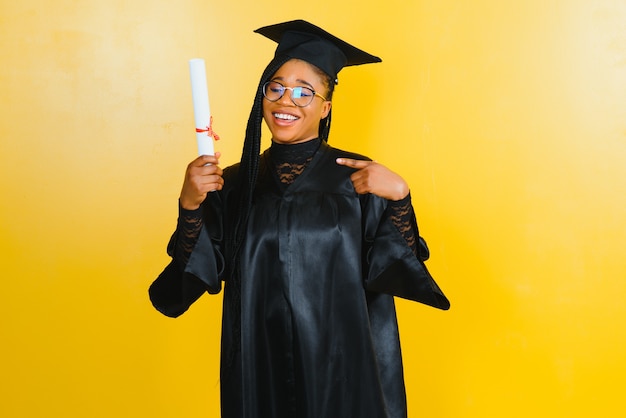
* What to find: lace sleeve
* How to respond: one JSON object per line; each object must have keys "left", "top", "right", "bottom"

{"left": 387, "top": 194, "right": 418, "bottom": 257}
{"left": 174, "top": 202, "right": 203, "bottom": 269}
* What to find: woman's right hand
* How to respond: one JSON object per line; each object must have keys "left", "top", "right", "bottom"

{"left": 179, "top": 153, "right": 224, "bottom": 210}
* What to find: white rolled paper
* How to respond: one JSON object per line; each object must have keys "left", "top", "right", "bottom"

{"left": 189, "top": 58, "right": 214, "bottom": 156}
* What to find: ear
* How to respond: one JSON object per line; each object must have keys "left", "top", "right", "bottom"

{"left": 320, "top": 100, "right": 332, "bottom": 119}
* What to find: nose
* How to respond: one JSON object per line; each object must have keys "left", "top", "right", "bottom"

{"left": 276, "top": 88, "right": 296, "bottom": 106}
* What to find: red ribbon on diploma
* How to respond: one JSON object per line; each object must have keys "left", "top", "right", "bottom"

{"left": 195, "top": 116, "right": 220, "bottom": 140}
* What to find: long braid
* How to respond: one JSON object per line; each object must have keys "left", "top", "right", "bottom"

{"left": 319, "top": 109, "right": 332, "bottom": 141}
{"left": 223, "top": 56, "right": 336, "bottom": 370}
{"left": 316, "top": 71, "right": 335, "bottom": 141}
{"left": 231, "top": 57, "right": 335, "bottom": 267}
{"left": 223, "top": 54, "right": 291, "bottom": 370}
{"left": 229, "top": 54, "right": 291, "bottom": 267}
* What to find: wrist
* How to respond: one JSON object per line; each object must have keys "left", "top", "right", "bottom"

{"left": 179, "top": 197, "right": 201, "bottom": 211}
{"left": 391, "top": 183, "right": 410, "bottom": 201}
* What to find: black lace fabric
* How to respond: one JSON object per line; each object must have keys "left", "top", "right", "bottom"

{"left": 175, "top": 138, "right": 419, "bottom": 268}
{"left": 174, "top": 206, "right": 203, "bottom": 270}
{"left": 270, "top": 138, "right": 319, "bottom": 188}
{"left": 387, "top": 196, "right": 418, "bottom": 256}
{"left": 275, "top": 159, "right": 312, "bottom": 185}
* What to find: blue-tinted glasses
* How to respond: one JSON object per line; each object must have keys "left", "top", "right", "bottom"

{"left": 262, "top": 81, "right": 328, "bottom": 107}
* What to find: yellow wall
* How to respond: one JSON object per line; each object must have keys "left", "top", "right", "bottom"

{"left": 1, "top": 1, "right": 625, "bottom": 416}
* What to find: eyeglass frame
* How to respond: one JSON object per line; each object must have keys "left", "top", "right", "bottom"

{"left": 262, "top": 81, "right": 328, "bottom": 107}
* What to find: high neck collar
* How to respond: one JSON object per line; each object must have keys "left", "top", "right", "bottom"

{"left": 269, "top": 138, "right": 321, "bottom": 163}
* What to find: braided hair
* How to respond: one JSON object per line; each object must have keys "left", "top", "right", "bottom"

{"left": 222, "top": 55, "right": 336, "bottom": 368}
{"left": 310, "top": 63, "right": 336, "bottom": 142}
{"left": 225, "top": 55, "right": 288, "bottom": 272}
{"left": 227, "top": 55, "right": 336, "bottom": 269}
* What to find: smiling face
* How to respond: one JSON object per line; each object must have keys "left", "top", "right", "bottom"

{"left": 262, "top": 59, "right": 332, "bottom": 145}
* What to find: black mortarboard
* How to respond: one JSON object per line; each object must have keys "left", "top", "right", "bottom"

{"left": 254, "top": 20, "right": 382, "bottom": 81}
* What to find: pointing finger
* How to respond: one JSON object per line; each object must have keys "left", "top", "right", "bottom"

{"left": 336, "top": 157, "right": 371, "bottom": 169}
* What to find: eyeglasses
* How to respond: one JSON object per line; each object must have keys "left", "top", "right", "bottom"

{"left": 262, "top": 81, "right": 328, "bottom": 107}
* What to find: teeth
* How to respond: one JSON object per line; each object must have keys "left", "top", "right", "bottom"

{"left": 274, "top": 113, "right": 298, "bottom": 121}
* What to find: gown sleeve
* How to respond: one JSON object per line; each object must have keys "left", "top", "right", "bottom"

{"left": 362, "top": 193, "right": 450, "bottom": 310}
{"left": 148, "top": 194, "right": 225, "bottom": 318}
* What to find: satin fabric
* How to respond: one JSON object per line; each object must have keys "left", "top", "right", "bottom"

{"left": 150, "top": 141, "right": 449, "bottom": 418}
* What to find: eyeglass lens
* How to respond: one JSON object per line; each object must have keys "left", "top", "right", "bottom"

{"left": 263, "top": 81, "right": 315, "bottom": 107}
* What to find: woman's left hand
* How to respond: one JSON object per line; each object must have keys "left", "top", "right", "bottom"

{"left": 336, "top": 157, "right": 409, "bottom": 201}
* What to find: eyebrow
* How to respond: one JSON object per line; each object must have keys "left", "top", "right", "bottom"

{"left": 271, "top": 76, "right": 315, "bottom": 90}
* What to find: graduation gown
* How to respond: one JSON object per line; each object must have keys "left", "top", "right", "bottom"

{"left": 149, "top": 141, "right": 449, "bottom": 418}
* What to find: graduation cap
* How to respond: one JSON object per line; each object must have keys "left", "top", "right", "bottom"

{"left": 254, "top": 19, "right": 382, "bottom": 82}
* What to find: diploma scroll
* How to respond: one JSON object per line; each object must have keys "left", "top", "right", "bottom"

{"left": 189, "top": 58, "right": 215, "bottom": 156}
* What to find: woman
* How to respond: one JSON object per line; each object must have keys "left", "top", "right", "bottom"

{"left": 150, "top": 20, "right": 449, "bottom": 418}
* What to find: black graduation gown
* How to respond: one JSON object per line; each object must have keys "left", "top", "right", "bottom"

{"left": 150, "top": 141, "right": 449, "bottom": 418}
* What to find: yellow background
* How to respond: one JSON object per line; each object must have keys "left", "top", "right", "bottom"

{"left": 1, "top": 1, "right": 625, "bottom": 417}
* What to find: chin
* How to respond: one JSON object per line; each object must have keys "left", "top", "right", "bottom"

{"left": 270, "top": 131, "right": 298, "bottom": 144}
{"left": 272, "top": 137, "right": 298, "bottom": 145}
